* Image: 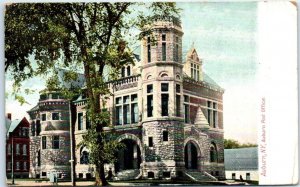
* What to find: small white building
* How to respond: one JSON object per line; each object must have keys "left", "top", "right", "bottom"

{"left": 224, "top": 147, "right": 258, "bottom": 181}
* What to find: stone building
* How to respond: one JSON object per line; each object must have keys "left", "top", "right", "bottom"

{"left": 28, "top": 17, "right": 225, "bottom": 181}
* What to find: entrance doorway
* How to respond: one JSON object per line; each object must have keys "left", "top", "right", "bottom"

{"left": 184, "top": 141, "right": 199, "bottom": 170}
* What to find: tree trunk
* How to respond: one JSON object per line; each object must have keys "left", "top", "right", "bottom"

{"left": 95, "top": 163, "right": 108, "bottom": 186}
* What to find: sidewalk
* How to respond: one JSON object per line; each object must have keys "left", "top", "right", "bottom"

{"left": 6, "top": 180, "right": 95, "bottom": 186}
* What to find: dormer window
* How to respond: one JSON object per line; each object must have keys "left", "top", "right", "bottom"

{"left": 191, "top": 63, "right": 200, "bottom": 81}
{"left": 127, "top": 66, "right": 131, "bottom": 76}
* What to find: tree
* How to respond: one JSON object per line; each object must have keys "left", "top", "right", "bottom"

{"left": 5, "top": 3, "right": 179, "bottom": 186}
{"left": 224, "top": 139, "right": 257, "bottom": 149}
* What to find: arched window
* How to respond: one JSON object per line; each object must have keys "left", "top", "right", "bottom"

{"left": 210, "top": 143, "right": 218, "bottom": 162}
{"left": 121, "top": 67, "right": 126, "bottom": 78}
{"left": 127, "top": 66, "right": 131, "bottom": 76}
{"left": 80, "top": 147, "right": 89, "bottom": 165}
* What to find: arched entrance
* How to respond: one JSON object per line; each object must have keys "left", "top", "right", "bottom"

{"left": 184, "top": 141, "right": 200, "bottom": 170}
{"left": 115, "top": 139, "right": 141, "bottom": 172}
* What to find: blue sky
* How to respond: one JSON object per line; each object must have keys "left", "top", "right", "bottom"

{"left": 5, "top": 2, "right": 258, "bottom": 144}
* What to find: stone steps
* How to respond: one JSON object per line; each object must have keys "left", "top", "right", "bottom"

{"left": 114, "top": 169, "right": 140, "bottom": 181}
{"left": 185, "top": 171, "right": 217, "bottom": 182}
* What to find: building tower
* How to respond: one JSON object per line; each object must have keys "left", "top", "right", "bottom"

{"left": 141, "top": 16, "right": 185, "bottom": 179}
{"left": 28, "top": 90, "right": 71, "bottom": 178}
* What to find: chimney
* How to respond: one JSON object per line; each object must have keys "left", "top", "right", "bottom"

{"left": 7, "top": 113, "right": 11, "bottom": 120}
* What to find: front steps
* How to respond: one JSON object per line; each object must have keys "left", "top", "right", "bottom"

{"left": 185, "top": 171, "right": 218, "bottom": 182}
{"left": 114, "top": 169, "right": 140, "bottom": 181}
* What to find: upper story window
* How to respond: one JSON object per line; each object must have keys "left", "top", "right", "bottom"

{"left": 127, "top": 66, "right": 131, "bottom": 76}
{"left": 121, "top": 67, "right": 126, "bottom": 78}
{"left": 7, "top": 144, "right": 11, "bottom": 155}
{"left": 207, "top": 101, "right": 218, "bottom": 128}
{"left": 191, "top": 63, "right": 200, "bottom": 81}
{"left": 163, "top": 131, "right": 168, "bottom": 141}
{"left": 184, "top": 95, "right": 190, "bottom": 123}
{"left": 52, "top": 136, "right": 60, "bottom": 149}
{"left": 22, "top": 144, "right": 27, "bottom": 155}
{"left": 16, "top": 144, "right": 20, "bottom": 155}
{"left": 115, "top": 94, "right": 139, "bottom": 125}
{"left": 41, "top": 114, "right": 46, "bottom": 121}
{"left": 176, "top": 84, "right": 181, "bottom": 117}
{"left": 42, "top": 136, "right": 47, "bottom": 149}
{"left": 78, "top": 113, "right": 83, "bottom": 130}
{"left": 162, "top": 34, "right": 166, "bottom": 61}
{"left": 161, "top": 83, "right": 169, "bottom": 116}
{"left": 51, "top": 93, "right": 60, "bottom": 99}
{"left": 148, "top": 137, "right": 153, "bottom": 147}
{"left": 147, "top": 84, "right": 153, "bottom": 117}
{"left": 86, "top": 113, "right": 91, "bottom": 129}
{"left": 52, "top": 112, "right": 60, "bottom": 120}
{"left": 36, "top": 120, "right": 41, "bottom": 136}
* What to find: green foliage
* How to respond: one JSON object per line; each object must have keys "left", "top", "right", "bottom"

{"left": 224, "top": 139, "right": 257, "bottom": 149}
{"left": 5, "top": 3, "right": 180, "bottom": 185}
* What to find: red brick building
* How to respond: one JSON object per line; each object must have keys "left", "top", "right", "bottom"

{"left": 6, "top": 115, "right": 30, "bottom": 178}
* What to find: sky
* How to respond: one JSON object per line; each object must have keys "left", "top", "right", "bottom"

{"left": 5, "top": 2, "right": 258, "bottom": 144}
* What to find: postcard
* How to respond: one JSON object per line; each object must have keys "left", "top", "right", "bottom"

{"left": 2, "top": 1, "right": 298, "bottom": 186}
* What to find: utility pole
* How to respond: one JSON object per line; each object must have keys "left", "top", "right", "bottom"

{"left": 11, "top": 134, "right": 14, "bottom": 185}
{"left": 69, "top": 101, "right": 76, "bottom": 186}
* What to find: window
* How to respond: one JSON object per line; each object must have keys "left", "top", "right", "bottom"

{"left": 121, "top": 67, "right": 125, "bottom": 78}
{"left": 7, "top": 144, "right": 11, "bottom": 155}
{"left": 163, "top": 131, "right": 168, "bottom": 141}
{"left": 162, "top": 34, "right": 166, "bottom": 61}
{"left": 163, "top": 172, "right": 171, "bottom": 178}
{"left": 246, "top": 173, "right": 250, "bottom": 180}
{"left": 80, "top": 147, "right": 89, "bottom": 165}
{"left": 42, "top": 136, "right": 47, "bottom": 149}
{"left": 161, "top": 83, "right": 169, "bottom": 92}
{"left": 174, "top": 36, "right": 179, "bottom": 62}
{"left": 184, "top": 95, "right": 190, "bottom": 123}
{"left": 147, "top": 37, "right": 151, "bottom": 63}
{"left": 41, "top": 114, "right": 46, "bottom": 121}
{"left": 148, "top": 172, "right": 154, "bottom": 179}
{"left": 131, "top": 94, "right": 138, "bottom": 123}
{"left": 52, "top": 93, "right": 59, "bottom": 99}
{"left": 207, "top": 101, "right": 218, "bottom": 128}
{"left": 16, "top": 162, "right": 20, "bottom": 170}
{"left": 147, "top": 95, "right": 153, "bottom": 117}
{"left": 31, "top": 122, "right": 35, "bottom": 136}
{"left": 191, "top": 63, "right": 200, "bottom": 81}
{"left": 52, "top": 136, "right": 59, "bottom": 149}
{"left": 40, "top": 94, "right": 47, "bottom": 100}
{"left": 16, "top": 144, "right": 20, "bottom": 155}
{"left": 210, "top": 144, "right": 217, "bottom": 162}
{"left": 37, "top": 150, "right": 41, "bottom": 166}
{"left": 161, "top": 83, "right": 169, "bottom": 116}
{"left": 232, "top": 173, "right": 236, "bottom": 180}
{"left": 123, "top": 96, "right": 130, "bottom": 124}
{"left": 86, "top": 113, "right": 91, "bottom": 129}
{"left": 52, "top": 112, "right": 60, "bottom": 120}
{"left": 22, "top": 144, "right": 27, "bottom": 155}
{"left": 115, "top": 94, "right": 139, "bottom": 125}
{"left": 127, "top": 66, "right": 131, "bottom": 76}
{"left": 147, "top": 84, "right": 153, "bottom": 93}
{"left": 148, "top": 137, "right": 153, "bottom": 147}
{"left": 78, "top": 113, "right": 83, "bottom": 130}
{"left": 176, "top": 84, "right": 181, "bottom": 93}
{"left": 7, "top": 162, "right": 11, "bottom": 170}
{"left": 36, "top": 120, "right": 41, "bottom": 136}
{"left": 176, "top": 95, "right": 181, "bottom": 117}
{"left": 147, "top": 84, "right": 153, "bottom": 117}
{"left": 161, "top": 94, "right": 169, "bottom": 116}
{"left": 23, "top": 162, "right": 27, "bottom": 170}
{"left": 42, "top": 172, "right": 47, "bottom": 176}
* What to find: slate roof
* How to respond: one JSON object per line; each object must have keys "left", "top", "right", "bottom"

{"left": 6, "top": 119, "right": 23, "bottom": 137}
{"left": 5, "top": 118, "right": 11, "bottom": 132}
{"left": 224, "top": 147, "right": 258, "bottom": 171}
{"left": 203, "top": 72, "right": 223, "bottom": 90}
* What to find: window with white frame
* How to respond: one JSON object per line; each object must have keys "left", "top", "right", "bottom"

{"left": 191, "top": 63, "right": 200, "bottom": 81}
{"left": 115, "top": 94, "right": 139, "bottom": 125}
{"left": 161, "top": 83, "right": 169, "bottom": 116}
{"left": 184, "top": 95, "right": 190, "bottom": 123}
{"left": 16, "top": 162, "right": 20, "bottom": 170}
{"left": 207, "top": 101, "right": 218, "bottom": 128}
{"left": 16, "top": 144, "right": 20, "bottom": 155}
{"left": 23, "top": 144, "right": 27, "bottom": 155}
{"left": 52, "top": 112, "right": 60, "bottom": 120}
{"left": 52, "top": 136, "right": 60, "bottom": 149}
{"left": 147, "top": 84, "right": 153, "bottom": 117}
{"left": 7, "top": 144, "right": 11, "bottom": 155}
{"left": 7, "top": 162, "right": 11, "bottom": 170}
{"left": 23, "top": 162, "right": 27, "bottom": 170}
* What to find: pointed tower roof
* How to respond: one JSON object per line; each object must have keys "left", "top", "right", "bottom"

{"left": 194, "top": 106, "right": 210, "bottom": 129}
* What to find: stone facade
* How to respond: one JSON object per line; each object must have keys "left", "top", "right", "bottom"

{"left": 28, "top": 17, "right": 225, "bottom": 181}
